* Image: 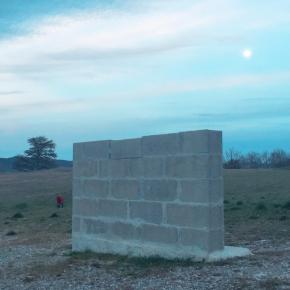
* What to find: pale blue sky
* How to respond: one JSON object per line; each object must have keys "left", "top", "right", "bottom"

{"left": 0, "top": 0, "right": 290, "bottom": 159}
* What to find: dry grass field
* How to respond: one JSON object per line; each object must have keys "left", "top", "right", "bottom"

{"left": 1, "top": 168, "right": 290, "bottom": 289}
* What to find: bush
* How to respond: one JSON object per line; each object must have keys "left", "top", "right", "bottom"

{"left": 12, "top": 212, "right": 24, "bottom": 219}
{"left": 282, "top": 201, "right": 290, "bottom": 210}
{"left": 255, "top": 202, "right": 267, "bottom": 211}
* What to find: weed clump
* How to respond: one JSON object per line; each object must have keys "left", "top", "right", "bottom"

{"left": 255, "top": 202, "right": 267, "bottom": 211}
{"left": 279, "top": 215, "right": 287, "bottom": 221}
{"left": 236, "top": 201, "right": 243, "bottom": 206}
{"left": 12, "top": 212, "right": 24, "bottom": 219}
{"left": 282, "top": 201, "right": 290, "bottom": 210}
{"left": 6, "top": 230, "right": 17, "bottom": 236}
{"left": 50, "top": 213, "right": 59, "bottom": 218}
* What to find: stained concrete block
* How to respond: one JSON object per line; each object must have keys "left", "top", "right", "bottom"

{"left": 83, "top": 179, "right": 109, "bottom": 199}
{"left": 111, "top": 138, "right": 141, "bottom": 159}
{"left": 143, "top": 157, "right": 164, "bottom": 177}
{"left": 129, "top": 201, "right": 162, "bottom": 224}
{"left": 166, "top": 204, "right": 210, "bottom": 228}
{"left": 98, "top": 199, "right": 128, "bottom": 219}
{"left": 143, "top": 180, "right": 177, "bottom": 201}
{"left": 166, "top": 155, "right": 209, "bottom": 178}
{"left": 83, "top": 218, "right": 107, "bottom": 235}
{"left": 142, "top": 133, "right": 180, "bottom": 156}
{"left": 140, "top": 224, "right": 178, "bottom": 244}
{"left": 110, "top": 158, "right": 142, "bottom": 178}
{"left": 111, "top": 221, "right": 139, "bottom": 240}
{"left": 111, "top": 180, "right": 140, "bottom": 200}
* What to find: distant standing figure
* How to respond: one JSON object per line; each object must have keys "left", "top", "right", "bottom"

{"left": 56, "top": 194, "right": 64, "bottom": 208}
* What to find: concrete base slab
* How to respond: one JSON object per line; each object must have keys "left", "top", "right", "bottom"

{"left": 207, "top": 246, "right": 252, "bottom": 262}
{"left": 73, "top": 233, "right": 252, "bottom": 262}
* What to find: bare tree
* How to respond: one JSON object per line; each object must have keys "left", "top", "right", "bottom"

{"left": 224, "top": 148, "right": 242, "bottom": 169}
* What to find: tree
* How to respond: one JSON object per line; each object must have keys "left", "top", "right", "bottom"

{"left": 224, "top": 148, "right": 242, "bottom": 169}
{"left": 13, "top": 136, "right": 57, "bottom": 171}
{"left": 270, "top": 149, "right": 290, "bottom": 168}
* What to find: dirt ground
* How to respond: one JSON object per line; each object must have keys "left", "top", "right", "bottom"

{"left": 1, "top": 168, "right": 290, "bottom": 290}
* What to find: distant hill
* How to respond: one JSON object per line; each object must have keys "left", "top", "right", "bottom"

{"left": 0, "top": 157, "right": 72, "bottom": 173}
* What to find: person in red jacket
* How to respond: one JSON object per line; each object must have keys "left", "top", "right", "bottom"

{"left": 56, "top": 194, "right": 64, "bottom": 208}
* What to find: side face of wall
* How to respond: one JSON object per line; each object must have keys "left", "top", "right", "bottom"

{"left": 72, "top": 130, "right": 224, "bottom": 260}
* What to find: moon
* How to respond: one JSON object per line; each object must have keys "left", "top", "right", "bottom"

{"left": 242, "top": 49, "right": 253, "bottom": 59}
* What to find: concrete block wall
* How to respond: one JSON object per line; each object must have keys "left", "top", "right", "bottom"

{"left": 72, "top": 130, "right": 224, "bottom": 260}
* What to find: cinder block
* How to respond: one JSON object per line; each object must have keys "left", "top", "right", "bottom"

{"left": 99, "top": 160, "right": 109, "bottom": 178}
{"left": 208, "top": 229, "right": 224, "bottom": 252}
{"left": 110, "top": 158, "right": 142, "bottom": 178}
{"left": 209, "top": 178, "right": 224, "bottom": 204}
{"left": 73, "top": 198, "right": 81, "bottom": 215}
{"left": 74, "top": 160, "right": 98, "bottom": 178}
{"left": 209, "top": 205, "right": 224, "bottom": 229}
{"left": 209, "top": 155, "right": 223, "bottom": 178}
{"left": 143, "top": 180, "right": 177, "bottom": 201}
{"left": 83, "top": 218, "right": 108, "bottom": 235}
{"left": 110, "top": 221, "right": 139, "bottom": 240}
{"left": 180, "top": 228, "right": 223, "bottom": 252}
{"left": 98, "top": 199, "right": 128, "bottom": 219}
{"left": 111, "top": 138, "right": 141, "bottom": 159}
{"left": 166, "top": 155, "right": 209, "bottom": 178}
{"left": 82, "top": 140, "right": 111, "bottom": 160}
{"left": 179, "top": 228, "right": 210, "bottom": 250}
{"left": 179, "top": 130, "right": 209, "bottom": 154}
{"left": 142, "top": 133, "right": 180, "bottom": 156}
{"left": 208, "top": 131, "right": 222, "bottom": 154}
{"left": 179, "top": 180, "right": 209, "bottom": 203}
{"left": 140, "top": 224, "right": 178, "bottom": 244}
{"left": 73, "top": 143, "right": 83, "bottom": 161}
{"left": 166, "top": 204, "right": 210, "bottom": 228}
{"left": 72, "top": 216, "right": 81, "bottom": 232}
{"left": 73, "top": 178, "right": 83, "bottom": 198}
{"left": 79, "top": 199, "right": 98, "bottom": 216}
{"left": 83, "top": 179, "right": 109, "bottom": 199}
{"left": 111, "top": 180, "right": 140, "bottom": 200}
{"left": 142, "top": 157, "right": 164, "bottom": 177}
{"left": 129, "top": 201, "right": 162, "bottom": 224}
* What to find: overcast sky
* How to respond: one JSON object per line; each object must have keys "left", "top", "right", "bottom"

{"left": 0, "top": 0, "right": 290, "bottom": 160}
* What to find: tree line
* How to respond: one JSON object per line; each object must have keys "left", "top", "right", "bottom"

{"left": 224, "top": 148, "right": 290, "bottom": 169}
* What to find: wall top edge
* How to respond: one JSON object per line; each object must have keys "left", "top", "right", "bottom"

{"left": 73, "top": 129, "right": 222, "bottom": 146}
